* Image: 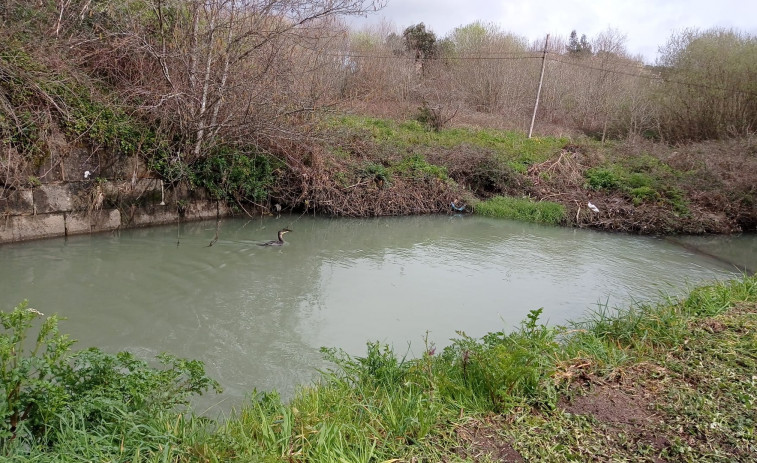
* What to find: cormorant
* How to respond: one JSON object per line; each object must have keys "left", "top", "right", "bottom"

{"left": 258, "top": 228, "right": 292, "bottom": 246}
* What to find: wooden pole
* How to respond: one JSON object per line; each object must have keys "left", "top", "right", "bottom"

{"left": 529, "top": 34, "right": 549, "bottom": 139}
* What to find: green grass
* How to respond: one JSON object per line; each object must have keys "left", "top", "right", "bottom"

{"left": 474, "top": 195, "right": 566, "bottom": 225}
{"left": 584, "top": 154, "right": 690, "bottom": 212}
{"left": 391, "top": 153, "right": 448, "bottom": 180}
{"left": 328, "top": 115, "right": 571, "bottom": 165}
{"left": 5, "top": 276, "right": 756, "bottom": 461}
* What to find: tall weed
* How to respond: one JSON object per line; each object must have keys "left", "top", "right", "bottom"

{"left": 1, "top": 302, "right": 219, "bottom": 458}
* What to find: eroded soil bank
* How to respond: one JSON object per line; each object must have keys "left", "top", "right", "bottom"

{"left": 3, "top": 116, "right": 755, "bottom": 243}
{"left": 270, "top": 116, "right": 757, "bottom": 235}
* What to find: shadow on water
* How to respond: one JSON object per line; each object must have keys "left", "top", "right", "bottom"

{"left": 1, "top": 214, "right": 754, "bottom": 414}
{"left": 664, "top": 235, "right": 757, "bottom": 275}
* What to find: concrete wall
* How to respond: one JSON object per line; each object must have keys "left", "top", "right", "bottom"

{"left": 0, "top": 179, "right": 232, "bottom": 244}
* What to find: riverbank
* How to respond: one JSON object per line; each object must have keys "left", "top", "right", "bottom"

{"left": 3, "top": 112, "right": 756, "bottom": 244}
{"left": 3, "top": 275, "right": 755, "bottom": 461}
{"left": 3, "top": 4, "right": 756, "bottom": 243}
{"left": 278, "top": 114, "right": 755, "bottom": 235}
{"left": 3, "top": 112, "right": 755, "bottom": 243}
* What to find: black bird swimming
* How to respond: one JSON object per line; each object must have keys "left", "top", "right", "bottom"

{"left": 258, "top": 228, "right": 292, "bottom": 246}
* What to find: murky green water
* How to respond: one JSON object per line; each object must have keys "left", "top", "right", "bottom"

{"left": 1, "top": 215, "right": 753, "bottom": 411}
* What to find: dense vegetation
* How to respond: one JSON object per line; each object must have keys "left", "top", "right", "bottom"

{"left": 1, "top": 1, "right": 755, "bottom": 233}
{"left": 3, "top": 277, "right": 755, "bottom": 461}
{"left": 312, "top": 115, "right": 755, "bottom": 233}
{"left": 2, "top": 4, "right": 755, "bottom": 460}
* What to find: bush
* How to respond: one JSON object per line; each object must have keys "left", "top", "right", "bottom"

{"left": 360, "top": 162, "right": 391, "bottom": 186}
{"left": 656, "top": 28, "right": 757, "bottom": 141}
{"left": 439, "top": 308, "right": 560, "bottom": 412}
{"left": 583, "top": 162, "right": 688, "bottom": 209}
{"left": 392, "top": 154, "right": 448, "bottom": 181}
{"left": 0, "top": 302, "right": 74, "bottom": 442}
{"left": 414, "top": 102, "right": 451, "bottom": 132}
{"left": 629, "top": 185, "right": 660, "bottom": 205}
{"left": 1, "top": 302, "right": 219, "bottom": 457}
{"left": 584, "top": 167, "right": 621, "bottom": 190}
{"left": 192, "top": 146, "right": 280, "bottom": 204}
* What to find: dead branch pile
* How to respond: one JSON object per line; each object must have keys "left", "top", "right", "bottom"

{"left": 426, "top": 146, "right": 532, "bottom": 198}
{"left": 527, "top": 147, "right": 586, "bottom": 188}
{"left": 268, "top": 142, "right": 461, "bottom": 217}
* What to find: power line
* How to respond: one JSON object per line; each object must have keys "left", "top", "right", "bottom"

{"left": 325, "top": 49, "right": 757, "bottom": 98}
{"left": 548, "top": 54, "right": 757, "bottom": 97}
{"left": 326, "top": 52, "right": 542, "bottom": 61}
{"left": 547, "top": 55, "right": 654, "bottom": 80}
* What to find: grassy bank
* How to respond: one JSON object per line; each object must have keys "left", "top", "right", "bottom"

{"left": 316, "top": 115, "right": 756, "bottom": 233}
{"left": 473, "top": 196, "right": 566, "bottom": 225}
{"left": 3, "top": 276, "right": 756, "bottom": 461}
{"left": 3, "top": 6, "right": 755, "bottom": 237}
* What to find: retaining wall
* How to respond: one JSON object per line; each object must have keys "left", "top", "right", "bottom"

{"left": 0, "top": 179, "right": 231, "bottom": 244}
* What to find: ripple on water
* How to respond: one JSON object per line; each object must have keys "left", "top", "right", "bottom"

{"left": 0, "top": 215, "right": 750, "bottom": 412}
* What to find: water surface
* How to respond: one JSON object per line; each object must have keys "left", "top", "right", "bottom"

{"left": 0, "top": 215, "right": 751, "bottom": 410}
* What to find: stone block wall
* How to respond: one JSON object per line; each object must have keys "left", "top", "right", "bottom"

{"left": 0, "top": 178, "right": 231, "bottom": 244}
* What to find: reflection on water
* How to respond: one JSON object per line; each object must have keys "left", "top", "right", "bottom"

{"left": 0, "top": 215, "right": 752, "bottom": 411}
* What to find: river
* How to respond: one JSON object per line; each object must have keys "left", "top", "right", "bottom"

{"left": 1, "top": 215, "right": 753, "bottom": 412}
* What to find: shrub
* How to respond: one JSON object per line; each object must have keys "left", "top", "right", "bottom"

{"left": 584, "top": 167, "right": 621, "bottom": 190}
{"left": 629, "top": 185, "right": 660, "bottom": 205}
{"left": 1, "top": 302, "right": 219, "bottom": 456}
{"left": 656, "top": 28, "right": 757, "bottom": 141}
{"left": 414, "top": 102, "right": 452, "bottom": 132}
{"left": 439, "top": 308, "right": 560, "bottom": 411}
{"left": 392, "top": 154, "right": 448, "bottom": 180}
{"left": 583, "top": 162, "right": 689, "bottom": 209}
{"left": 192, "top": 146, "right": 280, "bottom": 204}
{"left": 0, "top": 301, "right": 74, "bottom": 442}
{"left": 360, "top": 162, "right": 391, "bottom": 186}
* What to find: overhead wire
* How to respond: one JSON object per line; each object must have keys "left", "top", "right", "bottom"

{"left": 320, "top": 49, "right": 757, "bottom": 98}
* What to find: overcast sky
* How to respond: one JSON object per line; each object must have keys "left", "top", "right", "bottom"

{"left": 350, "top": 0, "right": 757, "bottom": 63}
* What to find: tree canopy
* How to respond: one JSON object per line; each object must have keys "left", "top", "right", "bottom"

{"left": 567, "top": 30, "right": 592, "bottom": 57}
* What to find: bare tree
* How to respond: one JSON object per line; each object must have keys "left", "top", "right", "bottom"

{"left": 655, "top": 27, "right": 757, "bottom": 141}
{"left": 64, "top": 0, "right": 383, "bottom": 176}
{"left": 147, "top": 1, "right": 383, "bottom": 163}
{"left": 446, "top": 22, "right": 534, "bottom": 116}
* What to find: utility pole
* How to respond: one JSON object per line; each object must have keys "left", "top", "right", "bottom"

{"left": 529, "top": 34, "right": 549, "bottom": 139}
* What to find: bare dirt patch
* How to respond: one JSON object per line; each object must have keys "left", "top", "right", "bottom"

{"left": 696, "top": 319, "right": 728, "bottom": 333}
{"left": 453, "top": 416, "right": 524, "bottom": 462}
{"left": 561, "top": 385, "right": 652, "bottom": 427}
{"left": 560, "top": 381, "right": 672, "bottom": 456}
{"left": 732, "top": 301, "right": 757, "bottom": 314}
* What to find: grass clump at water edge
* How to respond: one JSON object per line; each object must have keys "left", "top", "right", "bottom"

{"left": 474, "top": 195, "right": 566, "bottom": 225}
{"left": 3, "top": 276, "right": 756, "bottom": 461}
